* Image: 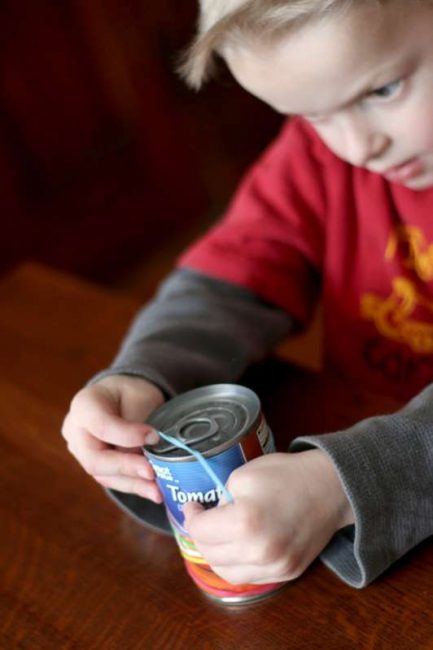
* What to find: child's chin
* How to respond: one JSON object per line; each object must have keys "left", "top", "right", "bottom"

{"left": 401, "top": 173, "right": 433, "bottom": 191}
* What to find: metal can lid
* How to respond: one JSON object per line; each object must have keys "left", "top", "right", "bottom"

{"left": 145, "top": 384, "right": 260, "bottom": 460}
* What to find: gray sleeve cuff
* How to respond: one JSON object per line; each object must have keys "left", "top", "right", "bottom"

{"left": 290, "top": 383, "right": 433, "bottom": 588}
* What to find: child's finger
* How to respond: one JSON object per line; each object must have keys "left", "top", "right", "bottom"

{"left": 76, "top": 395, "right": 158, "bottom": 447}
{"left": 70, "top": 429, "right": 154, "bottom": 479}
{"left": 88, "top": 449, "right": 156, "bottom": 480}
{"left": 183, "top": 501, "right": 236, "bottom": 545}
{"left": 94, "top": 475, "right": 163, "bottom": 503}
{"left": 191, "top": 541, "right": 255, "bottom": 567}
{"left": 182, "top": 501, "right": 204, "bottom": 519}
{"left": 210, "top": 563, "right": 287, "bottom": 586}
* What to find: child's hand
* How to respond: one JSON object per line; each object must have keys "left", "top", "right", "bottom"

{"left": 62, "top": 375, "right": 164, "bottom": 502}
{"left": 183, "top": 450, "right": 354, "bottom": 585}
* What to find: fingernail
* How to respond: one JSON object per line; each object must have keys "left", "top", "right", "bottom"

{"left": 144, "top": 428, "right": 159, "bottom": 445}
{"left": 151, "top": 491, "right": 164, "bottom": 504}
{"left": 137, "top": 468, "right": 151, "bottom": 479}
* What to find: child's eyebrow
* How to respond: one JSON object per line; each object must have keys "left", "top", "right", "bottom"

{"left": 301, "top": 56, "right": 413, "bottom": 120}
{"left": 275, "top": 78, "right": 383, "bottom": 118}
{"left": 301, "top": 89, "right": 367, "bottom": 119}
{"left": 303, "top": 85, "right": 373, "bottom": 119}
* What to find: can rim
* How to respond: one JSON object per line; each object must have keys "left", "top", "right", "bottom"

{"left": 144, "top": 383, "right": 261, "bottom": 460}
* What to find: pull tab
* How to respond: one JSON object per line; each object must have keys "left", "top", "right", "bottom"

{"left": 156, "top": 430, "right": 234, "bottom": 504}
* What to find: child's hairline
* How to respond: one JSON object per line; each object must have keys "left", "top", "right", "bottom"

{"left": 178, "top": 0, "right": 384, "bottom": 91}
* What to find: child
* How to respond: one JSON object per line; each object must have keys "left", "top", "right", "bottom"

{"left": 62, "top": 0, "right": 433, "bottom": 588}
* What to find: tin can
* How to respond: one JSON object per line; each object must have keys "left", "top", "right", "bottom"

{"left": 144, "top": 383, "right": 286, "bottom": 604}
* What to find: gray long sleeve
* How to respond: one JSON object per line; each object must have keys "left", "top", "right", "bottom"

{"left": 95, "top": 267, "right": 433, "bottom": 588}
{"left": 92, "top": 268, "right": 295, "bottom": 396}
{"left": 291, "top": 386, "right": 433, "bottom": 587}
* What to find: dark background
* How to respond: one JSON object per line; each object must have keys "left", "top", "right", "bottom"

{"left": 1, "top": 0, "right": 282, "bottom": 291}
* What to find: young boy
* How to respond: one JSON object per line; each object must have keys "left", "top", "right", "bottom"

{"left": 62, "top": 0, "right": 433, "bottom": 588}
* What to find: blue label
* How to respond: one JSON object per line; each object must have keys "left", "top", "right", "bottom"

{"left": 148, "top": 445, "right": 245, "bottom": 531}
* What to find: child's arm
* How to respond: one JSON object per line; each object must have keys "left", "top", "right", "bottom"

{"left": 90, "top": 268, "right": 295, "bottom": 394}
{"left": 290, "top": 388, "right": 433, "bottom": 587}
{"left": 63, "top": 269, "right": 295, "bottom": 497}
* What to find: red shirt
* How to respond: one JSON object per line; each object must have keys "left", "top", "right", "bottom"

{"left": 179, "top": 118, "right": 433, "bottom": 401}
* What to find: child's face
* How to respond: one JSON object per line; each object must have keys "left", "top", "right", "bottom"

{"left": 224, "top": 1, "right": 433, "bottom": 190}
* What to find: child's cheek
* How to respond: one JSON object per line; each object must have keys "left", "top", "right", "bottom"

{"left": 408, "top": 102, "right": 433, "bottom": 151}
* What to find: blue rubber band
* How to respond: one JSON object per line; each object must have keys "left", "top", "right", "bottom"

{"left": 156, "top": 431, "right": 234, "bottom": 504}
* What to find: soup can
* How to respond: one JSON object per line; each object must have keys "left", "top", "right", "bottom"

{"left": 143, "top": 383, "right": 286, "bottom": 604}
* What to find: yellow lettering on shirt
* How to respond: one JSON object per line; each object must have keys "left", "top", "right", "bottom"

{"left": 362, "top": 226, "right": 433, "bottom": 353}
{"left": 385, "top": 225, "right": 433, "bottom": 281}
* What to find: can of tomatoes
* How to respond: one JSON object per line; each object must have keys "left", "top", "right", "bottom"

{"left": 143, "top": 383, "right": 286, "bottom": 604}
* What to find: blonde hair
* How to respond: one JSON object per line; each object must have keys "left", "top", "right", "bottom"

{"left": 179, "top": 0, "right": 383, "bottom": 89}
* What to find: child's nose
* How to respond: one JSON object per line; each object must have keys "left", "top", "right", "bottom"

{"left": 341, "top": 114, "right": 390, "bottom": 167}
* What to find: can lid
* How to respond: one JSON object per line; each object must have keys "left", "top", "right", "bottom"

{"left": 145, "top": 384, "right": 260, "bottom": 459}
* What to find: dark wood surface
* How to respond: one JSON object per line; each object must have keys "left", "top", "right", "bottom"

{"left": 1, "top": 263, "right": 433, "bottom": 650}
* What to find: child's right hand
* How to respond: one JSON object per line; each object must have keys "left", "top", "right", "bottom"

{"left": 61, "top": 375, "right": 164, "bottom": 502}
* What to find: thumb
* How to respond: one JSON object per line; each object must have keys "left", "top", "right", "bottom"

{"left": 183, "top": 501, "right": 205, "bottom": 528}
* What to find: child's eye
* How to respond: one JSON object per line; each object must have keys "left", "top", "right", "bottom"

{"left": 367, "top": 80, "right": 403, "bottom": 101}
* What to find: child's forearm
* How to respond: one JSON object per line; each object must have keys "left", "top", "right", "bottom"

{"left": 91, "top": 268, "right": 295, "bottom": 395}
{"left": 291, "top": 384, "right": 433, "bottom": 588}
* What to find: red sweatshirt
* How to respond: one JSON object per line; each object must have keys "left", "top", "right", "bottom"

{"left": 179, "top": 117, "right": 433, "bottom": 401}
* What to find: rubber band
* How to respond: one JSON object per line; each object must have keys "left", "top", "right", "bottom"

{"left": 156, "top": 430, "right": 234, "bottom": 504}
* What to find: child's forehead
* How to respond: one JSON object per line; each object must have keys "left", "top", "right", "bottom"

{"left": 224, "top": 1, "right": 428, "bottom": 114}
{"left": 228, "top": 2, "right": 407, "bottom": 67}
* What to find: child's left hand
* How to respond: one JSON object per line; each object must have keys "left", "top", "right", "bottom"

{"left": 183, "top": 450, "right": 354, "bottom": 585}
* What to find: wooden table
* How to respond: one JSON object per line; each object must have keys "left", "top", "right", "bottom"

{"left": 1, "top": 263, "right": 432, "bottom": 650}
